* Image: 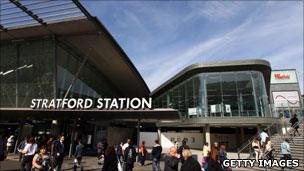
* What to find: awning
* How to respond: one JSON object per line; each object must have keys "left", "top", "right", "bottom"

{"left": 0, "top": 108, "right": 180, "bottom": 120}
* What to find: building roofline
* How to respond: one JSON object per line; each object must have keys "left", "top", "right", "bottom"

{"left": 151, "top": 59, "right": 271, "bottom": 97}
{"left": 1, "top": 1, "right": 150, "bottom": 97}
{"left": 89, "top": 16, "right": 150, "bottom": 94}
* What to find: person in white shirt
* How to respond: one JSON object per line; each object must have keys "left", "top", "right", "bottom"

{"left": 19, "top": 137, "right": 37, "bottom": 171}
{"left": 259, "top": 129, "right": 269, "bottom": 149}
{"left": 122, "top": 139, "right": 131, "bottom": 152}
{"left": 6, "top": 135, "right": 14, "bottom": 153}
{"left": 251, "top": 138, "right": 260, "bottom": 162}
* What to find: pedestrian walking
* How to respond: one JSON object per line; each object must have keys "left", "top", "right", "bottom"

{"left": 6, "top": 135, "right": 15, "bottom": 153}
{"left": 123, "top": 140, "right": 136, "bottom": 171}
{"left": 151, "top": 139, "right": 162, "bottom": 171}
{"left": 219, "top": 144, "right": 229, "bottom": 171}
{"left": 139, "top": 141, "right": 147, "bottom": 166}
{"left": 180, "top": 149, "right": 201, "bottom": 171}
{"left": 31, "top": 146, "right": 50, "bottom": 171}
{"left": 281, "top": 139, "right": 292, "bottom": 160}
{"left": 265, "top": 140, "right": 274, "bottom": 160}
{"left": 259, "top": 129, "right": 268, "bottom": 150}
{"left": 281, "top": 139, "right": 293, "bottom": 170}
{"left": 73, "top": 140, "right": 84, "bottom": 171}
{"left": 17, "top": 136, "right": 28, "bottom": 162}
{"left": 122, "top": 139, "right": 131, "bottom": 152}
{"left": 102, "top": 146, "right": 118, "bottom": 171}
{"left": 251, "top": 138, "right": 260, "bottom": 162}
{"left": 51, "top": 135, "right": 65, "bottom": 171}
{"left": 19, "top": 137, "right": 37, "bottom": 171}
{"left": 208, "top": 142, "right": 222, "bottom": 171}
{"left": 177, "top": 139, "right": 188, "bottom": 164}
{"left": 290, "top": 114, "right": 301, "bottom": 137}
{"left": 202, "top": 142, "right": 209, "bottom": 171}
{"left": 46, "top": 137, "right": 53, "bottom": 154}
{"left": 164, "top": 147, "right": 179, "bottom": 171}
{"left": 116, "top": 142, "right": 123, "bottom": 163}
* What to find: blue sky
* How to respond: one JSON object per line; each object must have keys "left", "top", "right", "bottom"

{"left": 81, "top": 1, "right": 303, "bottom": 93}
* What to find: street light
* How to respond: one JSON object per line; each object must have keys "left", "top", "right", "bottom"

{"left": 0, "top": 64, "right": 33, "bottom": 76}
{"left": 2, "top": 70, "right": 14, "bottom": 76}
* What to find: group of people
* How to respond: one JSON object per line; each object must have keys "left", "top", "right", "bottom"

{"left": 0, "top": 134, "right": 81, "bottom": 171}
{"left": 251, "top": 113, "right": 301, "bottom": 165}
{"left": 201, "top": 142, "right": 230, "bottom": 171}
{"left": 99, "top": 138, "right": 162, "bottom": 171}
{"left": 18, "top": 135, "right": 66, "bottom": 171}
{"left": 251, "top": 129, "right": 275, "bottom": 161}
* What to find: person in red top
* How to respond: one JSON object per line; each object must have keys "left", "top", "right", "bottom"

{"left": 139, "top": 141, "right": 147, "bottom": 166}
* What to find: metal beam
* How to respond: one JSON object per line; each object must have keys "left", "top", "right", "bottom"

{"left": 9, "top": 0, "right": 47, "bottom": 26}
{"left": 72, "top": 0, "right": 92, "bottom": 20}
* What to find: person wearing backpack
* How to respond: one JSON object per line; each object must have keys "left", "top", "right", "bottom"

{"left": 151, "top": 139, "right": 162, "bottom": 171}
{"left": 123, "top": 140, "right": 136, "bottom": 171}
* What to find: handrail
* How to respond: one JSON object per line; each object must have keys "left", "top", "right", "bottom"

{"left": 278, "top": 119, "right": 303, "bottom": 143}
{"left": 237, "top": 118, "right": 303, "bottom": 159}
{"left": 237, "top": 121, "right": 278, "bottom": 158}
{"left": 271, "top": 119, "right": 303, "bottom": 159}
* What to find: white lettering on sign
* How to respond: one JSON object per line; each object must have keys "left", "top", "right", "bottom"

{"left": 30, "top": 98, "right": 152, "bottom": 109}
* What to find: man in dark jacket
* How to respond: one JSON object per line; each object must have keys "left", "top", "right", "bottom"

{"left": 181, "top": 149, "right": 201, "bottom": 171}
{"left": 151, "top": 139, "right": 162, "bottom": 171}
{"left": 290, "top": 114, "right": 300, "bottom": 136}
{"left": 51, "top": 135, "right": 65, "bottom": 171}
{"left": 164, "top": 147, "right": 179, "bottom": 171}
{"left": 73, "top": 140, "right": 84, "bottom": 171}
{"left": 177, "top": 139, "right": 188, "bottom": 163}
{"left": 123, "top": 140, "right": 136, "bottom": 171}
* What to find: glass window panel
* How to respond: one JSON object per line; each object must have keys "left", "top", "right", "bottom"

{"left": 206, "top": 73, "right": 222, "bottom": 117}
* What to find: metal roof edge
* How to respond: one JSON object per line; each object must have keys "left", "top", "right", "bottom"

{"left": 151, "top": 59, "right": 271, "bottom": 96}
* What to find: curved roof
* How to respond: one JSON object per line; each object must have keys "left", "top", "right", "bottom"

{"left": 0, "top": 2, "right": 150, "bottom": 97}
{"left": 151, "top": 59, "right": 271, "bottom": 97}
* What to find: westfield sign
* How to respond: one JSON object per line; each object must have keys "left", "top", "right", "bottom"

{"left": 274, "top": 74, "right": 290, "bottom": 79}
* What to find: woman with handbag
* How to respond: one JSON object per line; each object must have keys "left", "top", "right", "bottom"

{"left": 31, "top": 146, "right": 50, "bottom": 171}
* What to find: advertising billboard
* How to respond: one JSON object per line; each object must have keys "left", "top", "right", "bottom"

{"left": 271, "top": 70, "right": 298, "bottom": 84}
{"left": 272, "top": 91, "right": 300, "bottom": 107}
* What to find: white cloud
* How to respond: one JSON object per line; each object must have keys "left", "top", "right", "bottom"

{"left": 144, "top": 2, "right": 303, "bottom": 93}
{"left": 146, "top": 20, "right": 251, "bottom": 90}
{"left": 187, "top": 1, "right": 246, "bottom": 21}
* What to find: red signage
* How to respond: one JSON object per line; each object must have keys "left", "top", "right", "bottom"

{"left": 274, "top": 74, "right": 290, "bottom": 79}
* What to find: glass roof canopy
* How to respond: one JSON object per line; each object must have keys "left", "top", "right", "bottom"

{"left": 0, "top": 0, "right": 90, "bottom": 31}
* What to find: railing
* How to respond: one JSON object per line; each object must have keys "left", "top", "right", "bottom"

{"left": 237, "top": 118, "right": 303, "bottom": 159}
{"left": 237, "top": 121, "right": 279, "bottom": 159}
{"left": 271, "top": 120, "right": 303, "bottom": 160}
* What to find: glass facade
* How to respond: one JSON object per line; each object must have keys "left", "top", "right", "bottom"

{"left": 0, "top": 39, "right": 55, "bottom": 108}
{"left": 153, "top": 71, "right": 270, "bottom": 118}
{"left": 0, "top": 38, "right": 120, "bottom": 108}
{"left": 56, "top": 43, "right": 120, "bottom": 99}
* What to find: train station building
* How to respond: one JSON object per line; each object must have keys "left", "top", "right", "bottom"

{"left": 0, "top": 0, "right": 178, "bottom": 152}
{"left": 1, "top": 0, "right": 302, "bottom": 153}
